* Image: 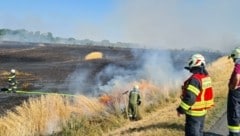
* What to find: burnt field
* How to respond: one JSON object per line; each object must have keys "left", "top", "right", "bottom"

{"left": 0, "top": 41, "right": 135, "bottom": 89}
{"left": 0, "top": 41, "right": 138, "bottom": 114}
{"left": 0, "top": 41, "right": 223, "bottom": 115}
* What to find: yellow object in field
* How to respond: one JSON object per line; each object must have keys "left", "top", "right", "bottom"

{"left": 84, "top": 51, "right": 103, "bottom": 60}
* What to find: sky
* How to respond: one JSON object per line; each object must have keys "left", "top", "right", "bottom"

{"left": 1, "top": 0, "right": 240, "bottom": 51}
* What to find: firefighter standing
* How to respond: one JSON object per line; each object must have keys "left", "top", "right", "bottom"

{"left": 228, "top": 47, "right": 240, "bottom": 136}
{"left": 128, "top": 85, "right": 141, "bottom": 121}
{"left": 8, "top": 69, "right": 17, "bottom": 93}
{"left": 176, "top": 54, "right": 214, "bottom": 136}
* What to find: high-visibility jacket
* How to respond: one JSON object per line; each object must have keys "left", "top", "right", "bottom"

{"left": 180, "top": 73, "right": 214, "bottom": 116}
{"left": 8, "top": 73, "right": 16, "bottom": 85}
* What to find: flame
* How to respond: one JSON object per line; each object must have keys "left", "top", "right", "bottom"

{"left": 84, "top": 51, "right": 103, "bottom": 60}
{"left": 98, "top": 80, "right": 161, "bottom": 107}
{"left": 99, "top": 94, "right": 113, "bottom": 105}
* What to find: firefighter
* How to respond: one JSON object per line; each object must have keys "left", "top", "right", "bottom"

{"left": 176, "top": 54, "right": 214, "bottom": 136}
{"left": 228, "top": 47, "right": 240, "bottom": 136}
{"left": 8, "top": 69, "right": 18, "bottom": 93}
{"left": 128, "top": 85, "right": 141, "bottom": 121}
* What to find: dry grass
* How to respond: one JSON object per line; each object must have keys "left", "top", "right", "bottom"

{"left": 0, "top": 56, "right": 233, "bottom": 136}
{"left": 208, "top": 56, "right": 233, "bottom": 97}
{"left": 204, "top": 56, "right": 233, "bottom": 129}
{"left": 0, "top": 95, "right": 104, "bottom": 136}
{"left": 106, "top": 99, "right": 185, "bottom": 136}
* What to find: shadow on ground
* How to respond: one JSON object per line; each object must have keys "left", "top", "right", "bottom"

{"left": 204, "top": 132, "right": 224, "bottom": 136}
{"left": 120, "top": 122, "right": 184, "bottom": 134}
{"left": 119, "top": 121, "right": 225, "bottom": 136}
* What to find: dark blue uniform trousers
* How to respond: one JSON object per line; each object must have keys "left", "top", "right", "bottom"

{"left": 185, "top": 114, "right": 205, "bottom": 136}
{"left": 228, "top": 89, "right": 240, "bottom": 136}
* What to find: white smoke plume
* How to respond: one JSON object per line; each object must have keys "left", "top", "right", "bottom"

{"left": 67, "top": 48, "right": 187, "bottom": 96}
{"left": 66, "top": 68, "right": 93, "bottom": 95}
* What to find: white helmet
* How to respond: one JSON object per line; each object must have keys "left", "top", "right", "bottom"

{"left": 133, "top": 85, "right": 139, "bottom": 90}
{"left": 186, "top": 54, "right": 205, "bottom": 68}
{"left": 229, "top": 47, "right": 240, "bottom": 59}
{"left": 11, "top": 69, "right": 16, "bottom": 73}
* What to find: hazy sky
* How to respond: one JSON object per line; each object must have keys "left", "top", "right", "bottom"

{"left": 1, "top": 0, "right": 240, "bottom": 50}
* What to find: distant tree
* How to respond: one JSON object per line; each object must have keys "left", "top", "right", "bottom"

{"left": 11, "top": 29, "right": 26, "bottom": 37}
{"left": 0, "top": 29, "right": 10, "bottom": 36}
{"left": 81, "top": 39, "right": 94, "bottom": 45}
{"left": 34, "top": 31, "right": 41, "bottom": 36}
{"left": 101, "top": 40, "right": 110, "bottom": 46}
{"left": 54, "top": 37, "right": 62, "bottom": 43}
{"left": 47, "top": 32, "right": 54, "bottom": 41}
{"left": 0, "top": 28, "right": 118, "bottom": 47}
{"left": 67, "top": 37, "right": 76, "bottom": 44}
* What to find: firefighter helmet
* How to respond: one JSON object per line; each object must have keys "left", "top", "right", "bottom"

{"left": 229, "top": 47, "right": 240, "bottom": 59}
{"left": 11, "top": 69, "right": 16, "bottom": 73}
{"left": 133, "top": 85, "right": 139, "bottom": 90}
{"left": 186, "top": 54, "right": 205, "bottom": 68}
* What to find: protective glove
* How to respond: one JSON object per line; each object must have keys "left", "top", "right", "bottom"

{"left": 137, "top": 101, "right": 141, "bottom": 105}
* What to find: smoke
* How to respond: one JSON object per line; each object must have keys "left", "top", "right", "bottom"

{"left": 110, "top": 0, "right": 240, "bottom": 51}
{"left": 67, "top": 48, "right": 187, "bottom": 96}
{"left": 66, "top": 61, "right": 138, "bottom": 96}
{"left": 66, "top": 47, "right": 222, "bottom": 97}
{"left": 95, "top": 64, "right": 136, "bottom": 92}
{"left": 137, "top": 50, "right": 184, "bottom": 86}
{"left": 66, "top": 68, "right": 93, "bottom": 95}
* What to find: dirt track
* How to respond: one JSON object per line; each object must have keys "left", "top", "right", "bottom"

{"left": 207, "top": 111, "right": 228, "bottom": 136}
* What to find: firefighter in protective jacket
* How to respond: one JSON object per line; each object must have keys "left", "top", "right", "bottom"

{"left": 8, "top": 69, "right": 17, "bottom": 93}
{"left": 128, "top": 85, "right": 141, "bottom": 121}
{"left": 177, "top": 54, "right": 214, "bottom": 136}
{"left": 228, "top": 47, "right": 240, "bottom": 136}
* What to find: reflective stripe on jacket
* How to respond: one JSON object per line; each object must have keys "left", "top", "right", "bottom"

{"left": 180, "top": 73, "right": 214, "bottom": 116}
{"left": 8, "top": 74, "right": 16, "bottom": 81}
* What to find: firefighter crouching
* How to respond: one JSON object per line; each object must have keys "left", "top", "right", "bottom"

{"left": 8, "top": 69, "right": 18, "bottom": 93}
{"left": 176, "top": 54, "right": 214, "bottom": 136}
{"left": 228, "top": 47, "right": 240, "bottom": 136}
{"left": 128, "top": 85, "right": 141, "bottom": 121}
